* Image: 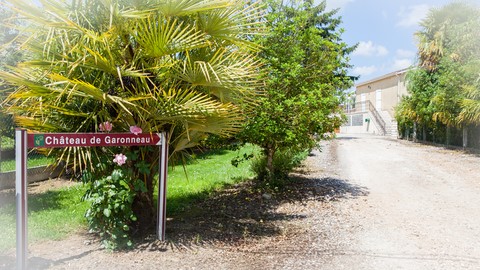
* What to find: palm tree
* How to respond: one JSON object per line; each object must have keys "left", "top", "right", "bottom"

{"left": 414, "top": 2, "right": 480, "bottom": 145}
{"left": 0, "top": 0, "right": 264, "bottom": 231}
{"left": 415, "top": 2, "right": 478, "bottom": 72}
{"left": 456, "top": 17, "right": 480, "bottom": 126}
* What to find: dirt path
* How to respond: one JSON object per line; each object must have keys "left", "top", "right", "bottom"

{"left": 2, "top": 134, "right": 480, "bottom": 269}
{"left": 324, "top": 134, "right": 480, "bottom": 269}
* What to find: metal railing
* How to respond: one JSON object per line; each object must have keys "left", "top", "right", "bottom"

{"left": 344, "top": 101, "right": 386, "bottom": 135}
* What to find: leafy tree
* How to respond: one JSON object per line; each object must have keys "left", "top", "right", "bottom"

{"left": 415, "top": 2, "right": 470, "bottom": 72}
{"left": 397, "top": 2, "right": 480, "bottom": 145}
{"left": 454, "top": 12, "right": 480, "bottom": 125}
{"left": 0, "top": 0, "right": 23, "bottom": 139}
{"left": 240, "top": 0, "right": 353, "bottom": 180}
{"left": 0, "top": 0, "right": 264, "bottom": 246}
{"left": 396, "top": 68, "right": 438, "bottom": 140}
{"left": 429, "top": 4, "right": 479, "bottom": 127}
{"left": 458, "top": 61, "right": 480, "bottom": 124}
{"left": 0, "top": 0, "right": 23, "bottom": 70}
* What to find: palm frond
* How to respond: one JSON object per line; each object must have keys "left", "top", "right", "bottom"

{"left": 173, "top": 48, "right": 261, "bottom": 101}
{"left": 196, "top": 0, "right": 264, "bottom": 50}
{"left": 1, "top": 0, "right": 264, "bottom": 171}
{"left": 154, "top": 0, "right": 232, "bottom": 17}
{"left": 459, "top": 99, "right": 480, "bottom": 124}
{"left": 135, "top": 16, "right": 207, "bottom": 58}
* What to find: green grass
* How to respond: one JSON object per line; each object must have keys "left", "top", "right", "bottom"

{"left": 0, "top": 183, "right": 89, "bottom": 252}
{"left": 0, "top": 155, "right": 55, "bottom": 172}
{"left": 165, "top": 144, "right": 259, "bottom": 213}
{"left": 0, "top": 144, "right": 259, "bottom": 252}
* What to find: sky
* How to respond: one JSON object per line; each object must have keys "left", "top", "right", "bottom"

{"left": 18, "top": 0, "right": 473, "bottom": 86}
{"left": 322, "top": 0, "right": 469, "bottom": 85}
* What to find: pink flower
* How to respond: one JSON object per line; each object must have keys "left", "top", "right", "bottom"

{"left": 130, "top": 125, "right": 142, "bottom": 135}
{"left": 99, "top": 121, "right": 112, "bottom": 132}
{"left": 113, "top": 153, "right": 127, "bottom": 166}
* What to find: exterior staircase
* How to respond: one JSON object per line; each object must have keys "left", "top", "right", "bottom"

{"left": 343, "top": 101, "right": 398, "bottom": 138}
{"left": 378, "top": 110, "right": 398, "bottom": 138}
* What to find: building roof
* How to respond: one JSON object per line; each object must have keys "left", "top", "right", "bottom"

{"left": 355, "top": 68, "right": 409, "bottom": 88}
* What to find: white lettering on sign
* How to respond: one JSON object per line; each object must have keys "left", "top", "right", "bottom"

{"left": 90, "top": 136, "right": 101, "bottom": 144}
{"left": 43, "top": 135, "right": 152, "bottom": 146}
{"left": 45, "top": 136, "right": 87, "bottom": 146}
{"left": 29, "top": 133, "right": 160, "bottom": 148}
{"left": 104, "top": 136, "right": 150, "bottom": 145}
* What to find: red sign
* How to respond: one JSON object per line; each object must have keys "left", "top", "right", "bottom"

{"left": 27, "top": 133, "right": 161, "bottom": 148}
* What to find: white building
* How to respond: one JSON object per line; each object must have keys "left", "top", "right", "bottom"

{"left": 340, "top": 68, "right": 409, "bottom": 137}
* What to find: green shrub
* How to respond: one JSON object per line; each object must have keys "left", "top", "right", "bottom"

{"left": 251, "top": 148, "right": 308, "bottom": 185}
{"left": 82, "top": 166, "right": 145, "bottom": 250}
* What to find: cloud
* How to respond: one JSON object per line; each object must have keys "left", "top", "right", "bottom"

{"left": 397, "top": 4, "right": 430, "bottom": 27}
{"left": 392, "top": 59, "right": 413, "bottom": 70}
{"left": 353, "top": 41, "right": 389, "bottom": 57}
{"left": 396, "top": 49, "right": 415, "bottom": 58}
{"left": 392, "top": 49, "right": 415, "bottom": 70}
{"left": 352, "top": 65, "right": 378, "bottom": 77}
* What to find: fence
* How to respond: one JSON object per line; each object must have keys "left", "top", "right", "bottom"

{"left": 343, "top": 101, "right": 386, "bottom": 135}
{"left": 1, "top": 118, "right": 57, "bottom": 172}
{"left": 0, "top": 135, "right": 15, "bottom": 172}
{"left": 398, "top": 122, "right": 480, "bottom": 150}
{"left": 0, "top": 121, "right": 60, "bottom": 189}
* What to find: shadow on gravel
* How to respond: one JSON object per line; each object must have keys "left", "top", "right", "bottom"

{"left": 335, "top": 136, "right": 359, "bottom": 140}
{"left": 136, "top": 174, "right": 369, "bottom": 252}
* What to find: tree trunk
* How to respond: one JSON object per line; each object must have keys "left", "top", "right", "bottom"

{"left": 266, "top": 146, "right": 275, "bottom": 179}
{"left": 433, "top": 127, "right": 436, "bottom": 144}
{"left": 413, "top": 122, "right": 417, "bottom": 142}
{"left": 0, "top": 138, "right": 2, "bottom": 172}
{"left": 131, "top": 149, "right": 158, "bottom": 235}
{"left": 422, "top": 124, "right": 427, "bottom": 142}
{"left": 446, "top": 126, "right": 451, "bottom": 146}
{"left": 132, "top": 188, "right": 155, "bottom": 234}
{"left": 463, "top": 126, "right": 468, "bottom": 149}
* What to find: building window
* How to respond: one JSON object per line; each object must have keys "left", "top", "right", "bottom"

{"left": 352, "top": 114, "right": 363, "bottom": 126}
{"left": 375, "top": 89, "right": 382, "bottom": 111}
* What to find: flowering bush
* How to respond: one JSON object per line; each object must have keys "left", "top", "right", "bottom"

{"left": 83, "top": 167, "right": 137, "bottom": 250}
{"left": 82, "top": 124, "right": 151, "bottom": 250}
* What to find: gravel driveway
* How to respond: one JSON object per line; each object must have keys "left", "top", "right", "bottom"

{"left": 2, "top": 134, "right": 479, "bottom": 269}
{"left": 326, "top": 134, "right": 480, "bottom": 270}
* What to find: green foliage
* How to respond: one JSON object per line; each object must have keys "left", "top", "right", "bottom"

{"left": 1, "top": 135, "right": 14, "bottom": 149}
{"left": 0, "top": 113, "right": 14, "bottom": 139}
{"left": 0, "top": 0, "right": 264, "bottom": 239}
{"left": 80, "top": 145, "right": 159, "bottom": 249}
{"left": 0, "top": 144, "right": 256, "bottom": 251}
{"left": 250, "top": 149, "right": 308, "bottom": 185}
{"left": 397, "top": 2, "right": 480, "bottom": 145}
{"left": 82, "top": 165, "right": 140, "bottom": 250}
{"left": 0, "top": 1, "right": 21, "bottom": 139}
{"left": 231, "top": 152, "right": 254, "bottom": 167}
{"left": 0, "top": 1, "right": 23, "bottom": 70}
{"left": 432, "top": 57, "right": 466, "bottom": 126}
{"left": 241, "top": 0, "right": 353, "bottom": 179}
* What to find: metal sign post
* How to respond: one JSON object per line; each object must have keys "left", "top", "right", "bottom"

{"left": 15, "top": 129, "right": 28, "bottom": 270}
{"left": 157, "top": 133, "right": 168, "bottom": 241}
{"left": 15, "top": 131, "right": 168, "bottom": 269}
